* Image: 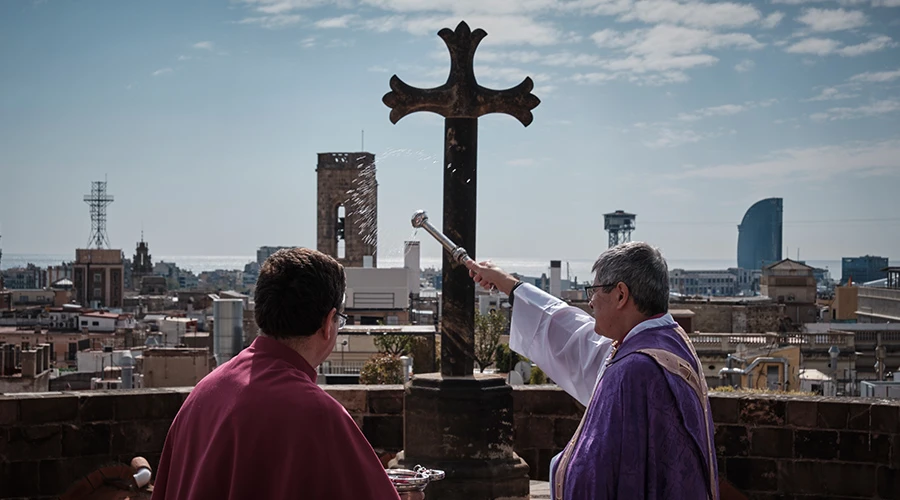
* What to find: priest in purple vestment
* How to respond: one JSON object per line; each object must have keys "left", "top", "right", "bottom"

{"left": 152, "top": 248, "right": 400, "bottom": 500}
{"left": 467, "top": 242, "right": 718, "bottom": 500}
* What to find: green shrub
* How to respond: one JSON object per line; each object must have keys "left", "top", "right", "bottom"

{"left": 359, "top": 354, "right": 404, "bottom": 385}
{"left": 529, "top": 365, "right": 548, "bottom": 385}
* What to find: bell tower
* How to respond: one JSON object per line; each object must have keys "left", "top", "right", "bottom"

{"left": 316, "top": 152, "right": 377, "bottom": 267}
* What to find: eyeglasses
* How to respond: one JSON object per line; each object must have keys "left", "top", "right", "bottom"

{"left": 336, "top": 312, "right": 348, "bottom": 329}
{"left": 584, "top": 283, "right": 619, "bottom": 300}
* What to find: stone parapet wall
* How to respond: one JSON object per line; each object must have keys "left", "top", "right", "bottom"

{"left": 1, "top": 386, "right": 898, "bottom": 499}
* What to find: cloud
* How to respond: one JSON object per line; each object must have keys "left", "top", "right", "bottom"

{"left": 811, "top": 99, "right": 900, "bottom": 120}
{"left": 617, "top": 0, "right": 763, "bottom": 28}
{"left": 644, "top": 128, "right": 735, "bottom": 148}
{"left": 785, "top": 35, "right": 895, "bottom": 56}
{"left": 804, "top": 86, "right": 860, "bottom": 101}
{"left": 674, "top": 139, "right": 900, "bottom": 180}
{"left": 177, "top": 54, "right": 191, "bottom": 61}
{"left": 299, "top": 36, "right": 317, "bottom": 48}
{"left": 761, "top": 11, "right": 786, "bottom": 29}
{"left": 849, "top": 68, "right": 900, "bottom": 82}
{"left": 675, "top": 99, "right": 776, "bottom": 121}
{"left": 796, "top": 8, "right": 867, "bottom": 32}
{"left": 734, "top": 59, "right": 755, "bottom": 72}
{"left": 677, "top": 104, "right": 747, "bottom": 121}
{"left": 581, "top": 24, "right": 764, "bottom": 84}
{"left": 315, "top": 14, "right": 357, "bottom": 28}
{"left": 193, "top": 41, "right": 215, "bottom": 50}
{"left": 151, "top": 68, "right": 173, "bottom": 76}
{"left": 237, "top": 14, "right": 303, "bottom": 28}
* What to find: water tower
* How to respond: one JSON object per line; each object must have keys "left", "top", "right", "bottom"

{"left": 604, "top": 210, "right": 636, "bottom": 248}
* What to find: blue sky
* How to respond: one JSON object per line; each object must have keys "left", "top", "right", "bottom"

{"left": 1, "top": 0, "right": 898, "bottom": 266}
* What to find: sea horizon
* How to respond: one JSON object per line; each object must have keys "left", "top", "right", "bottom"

{"left": 1, "top": 253, "right": 854, "bottom": 282}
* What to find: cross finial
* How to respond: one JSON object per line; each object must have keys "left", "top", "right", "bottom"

{"left": 383, "top": 21, "right": 540, "bottom": 126}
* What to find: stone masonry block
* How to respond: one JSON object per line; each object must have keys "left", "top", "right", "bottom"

{"left": 871, "top": 403, "right": 900, "bottom": 435}
{"left": 715, "top": 425, "right": 749, "bottom": 458}
{"left": 739, "top": 398, "right": 785, "bottom": 426}
{"left": 61, "top": 423, "right": 110, "bottom": 457}
{"left": 76, "top": 392, "right": 116, "bottom": 422}
{"left": 114, "top": 390, "right": 183, "bottom": 420}
{"left": 110, "top": 420, "right": 171, "bottom": 455}
{"left": 19, "top": 394, "right": 77, "bottom": 424}
{"left": 0, "top": 460, "right": 40, "bottom": 497}
{"left": 361, "top": 415, "right": 402, "bottom": 451}
{"left": 710, "top": 395, "right": 740, "bottom": 424}
{"left": 0, "top": 425, "right": 62, "bottom": 461}
{"left": 514, "top": 416, "right": 555, "bottom": 450}
{"left": 513, "top": 387, "right": 583, "bottom": 417}
{"left": 725, "top": 457, "right": 777, "bottom": 492}
{"left": 877, "top": 465, "right": 897, "bottom": 500}
{"left": 894, "top": 434, "right": 900, "bottom": 469}
{"left": 786, "top": 400, "right": 817, "bottom": 428}
{"left": 324, "top": 387, "right": 367, "bottom": 414}
{"left": 816, "top": 400, "right": 850, "bottom": 429}
{"left": 0, "top": 398, "right": 18, "bottom": 425}
{"left": 780, "top": 460, "right": 876, "bottom": 497}
{"left": 368, "top": 389, "right": 404, "bottom": 415}
{"left": 750, "top": 427, "right": 793, "bottom": 458}
{"left": 847, "top": 404, "right": 871, "bottom": 431}
{"left": 794, "top": 430, "right": 838, "bottom": 460}
{"left": 553, "top": 417, "right": 579, "bottom": 449}
{"left": 839, "top": 431, "right": 891, "bottom": 464}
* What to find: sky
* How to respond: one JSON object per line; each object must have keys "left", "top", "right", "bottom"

{"left": 1, "top": 0, "right": 898, "bottom": 267}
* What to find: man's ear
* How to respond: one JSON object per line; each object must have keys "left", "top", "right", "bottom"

{"left": 616, "top": 283, "right": 630, "bottom": 310}
{"left": 321, "top": 308, "right": 337, "bottom": 339}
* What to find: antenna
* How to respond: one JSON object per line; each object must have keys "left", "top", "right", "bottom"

{"left": 84, "top": 180, "right": 115, "bottom": 249}
{"left": 361, "top": 130, "right": 365, "bottom": 151}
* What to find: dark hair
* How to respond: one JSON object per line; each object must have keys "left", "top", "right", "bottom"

{"left": 254, "top": 248, "right": 346, "bottom": 339}
{"left": 591, "top": 241, "right": 669, "bottom": 316}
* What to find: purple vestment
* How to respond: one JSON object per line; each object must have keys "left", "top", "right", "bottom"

{"left": 551, "top": 325, "right": 719, "bottom": 499}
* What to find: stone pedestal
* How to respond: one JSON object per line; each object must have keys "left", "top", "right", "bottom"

{"left": 391, "top": 373, "right": 530, "bottom": 500}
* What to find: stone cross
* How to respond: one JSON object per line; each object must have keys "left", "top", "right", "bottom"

{"left": 384, "top": 21, "right": 540, "bottom": 376}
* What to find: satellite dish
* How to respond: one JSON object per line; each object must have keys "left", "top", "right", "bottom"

{"left": 508, "top": 370, "right": 524, "bottom": 386}
{"left": 514, "top": 361, "right": 532, "bottom": 384}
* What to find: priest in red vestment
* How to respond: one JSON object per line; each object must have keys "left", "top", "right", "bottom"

{"left": 151, "top": 248, "right": 401, "bottom": 500}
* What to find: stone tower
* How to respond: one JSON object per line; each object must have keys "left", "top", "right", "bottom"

{"left": 316, "top": 152, "right": 377, "bottom": 268}
{"left": 132, "top": 233, "right": 153, "bottom": 289}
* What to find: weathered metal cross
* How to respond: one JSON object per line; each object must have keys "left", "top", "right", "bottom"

{"left": 383, "top": 21, "right": 540, "bottom": 377}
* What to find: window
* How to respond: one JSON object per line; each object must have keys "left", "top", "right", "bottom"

{"left": 94, "top": 272, "right": 102, "bottom": 283}
{"left": 81, "top": 320, "right": 88, "bottom": 326}
{"left": 92, "top": 321, "right": 99, "bottom": 326}
{"left": 93, "top": 288, "right": 102, "bottom": 299}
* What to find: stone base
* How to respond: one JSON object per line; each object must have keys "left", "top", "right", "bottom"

{"left": 390, "top": 373, "right": 531, "bottom": 500}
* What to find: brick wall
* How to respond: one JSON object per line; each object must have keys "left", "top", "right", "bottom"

{"left": 1, "top": 387, "right": 898, "bottom": 499}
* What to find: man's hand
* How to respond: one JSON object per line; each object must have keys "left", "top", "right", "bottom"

{"left": 465, "top": 260, "right": 520, "bottom": 296}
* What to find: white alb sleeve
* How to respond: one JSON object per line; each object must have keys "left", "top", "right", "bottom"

{"left": 508, "top": 283, "right": 613, "bottom": 406}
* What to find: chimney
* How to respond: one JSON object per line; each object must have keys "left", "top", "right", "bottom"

{"left": 550, "top": 260, "right": 562, "bottom": 298}
{"left": 404, "top": 241, "right": 421, "bottom": 297}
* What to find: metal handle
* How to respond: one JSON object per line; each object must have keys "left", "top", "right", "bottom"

{"left": 411, "top": 210, "right": 472, "bottom": 265}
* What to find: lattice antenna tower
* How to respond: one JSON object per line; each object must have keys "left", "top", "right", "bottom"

{"left": 84, "top": 180, "right": 114, "bottom": 248}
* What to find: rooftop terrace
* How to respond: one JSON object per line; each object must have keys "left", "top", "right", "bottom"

{"left": 1, "top": 386, "right": 898, "bottom": 499}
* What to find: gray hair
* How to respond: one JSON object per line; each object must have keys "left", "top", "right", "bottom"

{"left": 591, "top": 241, "right": 669, "bottom": 316}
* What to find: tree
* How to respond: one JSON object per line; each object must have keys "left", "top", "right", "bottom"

{"left": 374, "top": 334, "right": 415, "bottom": 356}
{"left": 474, "top": 310, "right": 507, "bottom": 373}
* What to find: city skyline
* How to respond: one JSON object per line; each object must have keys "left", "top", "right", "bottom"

{"left": 1, "top": 0, "right": 899, "bottom": 264}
